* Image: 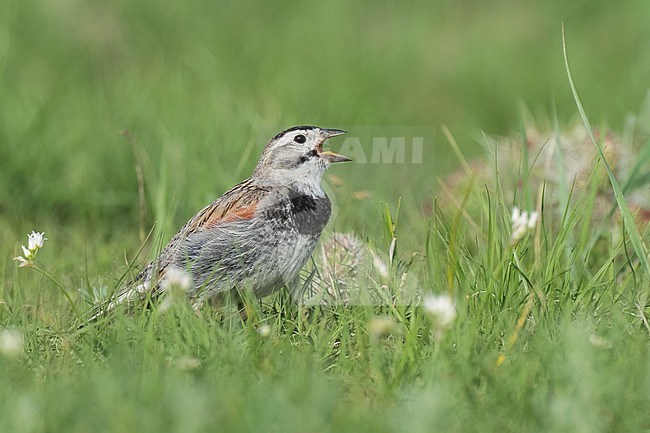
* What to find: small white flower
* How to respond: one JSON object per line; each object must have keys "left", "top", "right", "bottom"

{"left": 422, "top": 294, "right": 457, "bottom": 331}
{"left": 14, "top": 256, "right": 31, "bottom": 268}
{"left": 0, "top": 328, "right": 24, "bottom": 357}
{"left": 527, "top": 210, "right": 539, "bottom": 229}
{"left": 510, "top": 207, "right": 539, "bottom": 245}
{"left": 14, "top": 231, "right": 47, "bottom": 268}
{"left": 511, "top": 206, "right": 521, "bottom": 223}
{"left": 27, "top": 231, "right": 46, "bottom": 251}
{"left": 257, "top": 324, "right": 272, "bottom": 338}
{"left": 161, "top": 266, "right": 192, "bottom": 293}
{"left": 158, "top": 267, "right": 192, "bottom": 312}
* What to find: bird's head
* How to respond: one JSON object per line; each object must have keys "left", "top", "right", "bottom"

{"left": 253, "top": 126, "right": 350, "bottom": 190}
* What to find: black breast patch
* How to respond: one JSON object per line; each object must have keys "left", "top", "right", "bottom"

{"left": 290, "top": 195, "right": 318, "bottom": 213}
{"left": 264, "top": 193, "right": 331, "bottom": 235}
{"left": 290, "top": 195, "right": 331, "bottom": 235}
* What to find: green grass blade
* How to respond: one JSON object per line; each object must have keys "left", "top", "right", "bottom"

{"left": 562, "top": 23, "right": 650, "bottom": 279}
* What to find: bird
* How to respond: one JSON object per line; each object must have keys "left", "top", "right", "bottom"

{"left": 100, "top": 126, "right": 350, "bottom": 316}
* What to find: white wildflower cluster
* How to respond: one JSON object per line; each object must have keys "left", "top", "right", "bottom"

{"left": 422, "top": 294, "right": 457, "bottom": 335}
{"left": 510, "top": 207, "right": 539, "bottom": 245}
{"left": 13, "top": 231, "right": 47, "bottom": 268}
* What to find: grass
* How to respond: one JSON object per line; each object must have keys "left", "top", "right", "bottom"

{"left": 3, "top": 169, "right": 650, "bottom": 432}
{"left": 2, "top": 1, "right": 650, "bottom": 432}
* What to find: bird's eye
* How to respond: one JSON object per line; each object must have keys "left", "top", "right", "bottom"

{"left": 294, "top": 134, "right": 307, "bottom": 144}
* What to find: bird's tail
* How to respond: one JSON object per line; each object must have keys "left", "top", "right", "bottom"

{"left": 82, "top": 263, "right": 156, "bottom": 324}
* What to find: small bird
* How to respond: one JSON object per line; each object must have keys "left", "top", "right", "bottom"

{"left": 106, "top": 126, "right": 350, "bottom": 314}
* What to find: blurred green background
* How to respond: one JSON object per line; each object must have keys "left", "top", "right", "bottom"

{"left": 1, "top": 0, "right": 649, "bottom": 273}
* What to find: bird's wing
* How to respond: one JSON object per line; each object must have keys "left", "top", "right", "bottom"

{"left": 179, "top": 178, "right": 270, "bottom": 233}
{"left": 151, "top": 177, "right": 272, "bottom": 282}
{"left": 88, "top": 179, "right": 271, "bottom": 321}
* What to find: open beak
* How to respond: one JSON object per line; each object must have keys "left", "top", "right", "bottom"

{"left": 318, "top": 128, "right": 351, "bottom": 163}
